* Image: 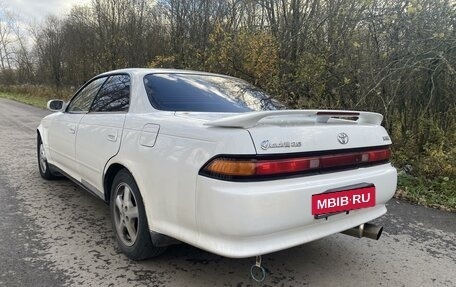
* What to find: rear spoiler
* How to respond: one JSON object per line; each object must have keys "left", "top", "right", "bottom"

{"left": 204, "top": 110, "right": 383, "bottom": 128}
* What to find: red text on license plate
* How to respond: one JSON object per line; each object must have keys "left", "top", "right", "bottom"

{"left": 312, "top": 186, "right": 376, "bottom": 215}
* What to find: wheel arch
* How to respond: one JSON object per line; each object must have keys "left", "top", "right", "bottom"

{"left": 103, "top": 162, "right": 133, "bottom": 203}
{"left": 37, "top": 126, "right": 43, "bottom": 140}
{"left": 37, "top": 125, "right": 47, "bottom": 149}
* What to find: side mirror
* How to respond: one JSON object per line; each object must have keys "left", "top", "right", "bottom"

{"left": 47, "top": 99, "right": 65, "bottom": 112}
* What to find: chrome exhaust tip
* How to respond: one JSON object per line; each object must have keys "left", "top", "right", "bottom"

{"left": 341, "top": 223, "right": 383, "bottom": 240}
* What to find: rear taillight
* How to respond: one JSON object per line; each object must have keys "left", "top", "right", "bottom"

{"left": 200, "top": 147, "right": 391, "bottom": 181}
{"left": 205, "top": 159, "right": 256, "bottom": 176}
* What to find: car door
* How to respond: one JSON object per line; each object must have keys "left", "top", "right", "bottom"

{"left": 75, "top": 74, "right": 130, "bottom": 196}
{"left": 47, "top": 77, "right": 107, "bottom": 179}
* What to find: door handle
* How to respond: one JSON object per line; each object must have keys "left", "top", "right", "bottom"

{"left": 69, "top": 127, "right": 76, "bottom": 134}
{"left": 107, "top": 133, "right": 118, "bottom": 142}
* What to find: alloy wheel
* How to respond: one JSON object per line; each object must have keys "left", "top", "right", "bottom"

{"left": 39, "top": 143, "right": 47, "bottom": 173}
{"left": 113, "top": 183, "right": 139, "bottom": 247}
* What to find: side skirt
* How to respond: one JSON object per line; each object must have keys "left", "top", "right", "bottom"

{"left": 48, "top": 164, "right": 106, "bottom": 202}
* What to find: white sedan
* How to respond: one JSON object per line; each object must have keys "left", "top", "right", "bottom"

{"left": 37, "top": 68, "right": 397, "bottom": 260}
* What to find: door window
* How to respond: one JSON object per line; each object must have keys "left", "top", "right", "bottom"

{"left": 90, "top": 75, "right": 130, "bottom": 112}
{"left": 67, "top": 77, "right": 107, "bottom": 113}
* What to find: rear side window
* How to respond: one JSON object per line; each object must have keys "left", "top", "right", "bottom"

{"left": 143, "top": 73, "right": 283, "bottom": 112}
{"left": 91, "top": 74, "right": 130, "bottom": 112}
{"left": 67, "top": 77, "right": 107, "bottom": 113}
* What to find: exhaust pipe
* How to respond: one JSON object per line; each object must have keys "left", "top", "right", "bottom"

{"left": 341, "top": 223, "right": 383, "bottom": 240}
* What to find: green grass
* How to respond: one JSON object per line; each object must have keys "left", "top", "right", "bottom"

{"left": 0, "top": 92, "right": 49, "bottom": 109}
{"left": 396, "top": 173, "right": 456, "bottom": 212}
{"left": 0, "top": 84, "right": 72, "bottom": 108}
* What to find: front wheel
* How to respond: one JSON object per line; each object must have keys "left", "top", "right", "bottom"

{"left": 37, "top": 135, "right": 57, "bottom": 180}
{"left": 110, "top": 169, "right": 166, "bottom": 260}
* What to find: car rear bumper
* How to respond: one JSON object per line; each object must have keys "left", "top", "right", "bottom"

{"left": 195, "top": 164, "right": 397, "bottom": 258}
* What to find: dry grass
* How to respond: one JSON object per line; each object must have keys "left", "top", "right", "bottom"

{"left": 0, "top": 85, "right": 75, "bottom": 109}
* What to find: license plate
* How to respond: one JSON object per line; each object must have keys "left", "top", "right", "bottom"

{"left": 312, "top": 185, "right": 376, "bottom": 215}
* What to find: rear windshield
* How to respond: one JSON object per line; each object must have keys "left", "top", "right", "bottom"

{"left": 143, "top": 73, "right": 283, "bottom": 112}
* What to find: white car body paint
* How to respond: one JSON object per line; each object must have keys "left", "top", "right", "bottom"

{"left": 38, "top": 68, "right": 397, "bottom": 258}
{"left": 76, "top": 112, "right": 125, "bottom": 196}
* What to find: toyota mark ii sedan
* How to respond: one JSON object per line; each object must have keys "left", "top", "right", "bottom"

{"left": 37, "top": 68, "right": 397, "bottom": 260}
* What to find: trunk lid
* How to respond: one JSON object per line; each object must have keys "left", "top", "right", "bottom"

{"left": 201, "top": 110, "right": 392, "bottom": 154}
{"left": 247, "top": 123, "right": 391, "bottom": 154}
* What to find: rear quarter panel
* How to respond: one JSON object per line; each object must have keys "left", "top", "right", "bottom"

{"left": 107, "top": 113, "right": 256, "bottom": 243}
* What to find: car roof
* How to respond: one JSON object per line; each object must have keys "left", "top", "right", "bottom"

{"left": 98, "top": 68, "right": 232, "bottom": 79}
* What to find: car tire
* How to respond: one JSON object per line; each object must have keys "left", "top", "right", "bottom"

{"left": 37, "top": 135, "right": 58, "bottom": 180}
{"left": 110, "top": 169, "right": 166, "bottom": 260}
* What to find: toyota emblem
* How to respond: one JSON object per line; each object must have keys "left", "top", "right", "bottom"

{"left": 337, "top": 133, "right": 349, "bottom": 144}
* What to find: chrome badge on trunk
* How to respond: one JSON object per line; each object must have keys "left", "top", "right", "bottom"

{"left": 337, "top": 133, "right": 349, "bottom": 144}
{"left": 260, "top": 140, "right": 302, "bottom": 150}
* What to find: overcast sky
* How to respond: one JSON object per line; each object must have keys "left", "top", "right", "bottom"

{"left": 7, "top": 0, "right": 91, "bottom": 23}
